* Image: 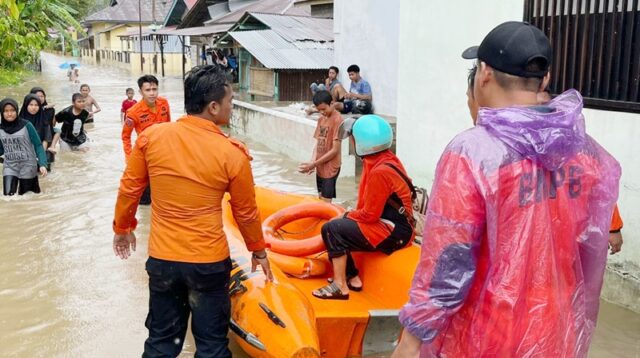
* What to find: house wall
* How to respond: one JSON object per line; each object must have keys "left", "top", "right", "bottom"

{"left": 130, "top": 52, "right": 192, "bottom": 77}
{"left": 395, "top": 1, "right": 523, "bottom": 187}
{"left": 582, "top": 108, "right": 640, "bottom": 276}
{"left": 109, "top": 26, "right": 131, "bottom": 51}
{"left": 278, "top": 69, "right": 327, "bottom": 102}
{"left": 333, "top": 0, "right": 399, "bottom": 117}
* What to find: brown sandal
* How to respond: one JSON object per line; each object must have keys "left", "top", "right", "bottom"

{"left": 312, "top": 282, "right": 349, "bottom": 300}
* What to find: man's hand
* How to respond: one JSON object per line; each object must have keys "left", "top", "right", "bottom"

{"left": 251, "top": 250, "right": 274, "bottom": 281}
{"left": 298, "top": 162, "right": 316, "bottom": 174}
{"left": 609, "top": 231, "right": 623, "bottom": 255}
{"left": 344, "top": 92, "right": 355, "bottom": 99}
{"left": 391, "top": 329, "right": 421, "bottom": 357}
{"left": 113, "top": 233, "right": 137, "bottom": 259}
{"left": 39, "top": 166, "right": 47, "bottom": 177}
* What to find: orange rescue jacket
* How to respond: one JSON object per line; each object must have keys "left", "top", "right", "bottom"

{"left": 113, "top": 115, "right": 265, "bottom": 263}
{"left": 122, "top": 97, "right": 171, "bottom": 157}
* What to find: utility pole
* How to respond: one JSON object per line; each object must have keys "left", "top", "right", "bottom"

{"left": 152, "top": 0, "right": 157, "bottom": 74}
{"left": 138, "top": 0, "right": 143, "bottom": 72}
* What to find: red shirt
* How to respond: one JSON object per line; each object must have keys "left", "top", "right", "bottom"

{"left": 121, "top": 99, "right": 137, "bottom": 114}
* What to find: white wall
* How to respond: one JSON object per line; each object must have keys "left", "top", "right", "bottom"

{"left": 396, "top": 0, "right": 523, "bottom": 188}
{"left": 583, "top": 108, "right": 640, "bottom": 268}
{"left": 395, "top": 0, "right": 640, "bottom": 270}
{"left": 333, "top": 0, "right": 399, "bottom": 117}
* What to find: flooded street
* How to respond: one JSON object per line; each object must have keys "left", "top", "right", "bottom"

{"left": 0, "top": 53, "right": 638, "bottom": 357}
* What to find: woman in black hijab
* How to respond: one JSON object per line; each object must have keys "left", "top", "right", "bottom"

{"left": 19, "top": 94, "right": 52, "bottom": 149}
{"left": 29, "top": 87, "right": 56, "bottom": 168}
{"left": 30, "top": 87, "right": 55, "bottom": 132}
{"left": 0, "top": 98, "right": 25, "bottom": 135}
{"left": 0, "top": 98, "right": 48, "bottom": 195}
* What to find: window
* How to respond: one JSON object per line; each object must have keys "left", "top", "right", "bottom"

{"left": 524, "top": 0, "right": 640, "bottom": 113}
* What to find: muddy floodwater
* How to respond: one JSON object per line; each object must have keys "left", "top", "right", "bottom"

{"left": 0, "top": 53, "right": 638, "bottom": 357}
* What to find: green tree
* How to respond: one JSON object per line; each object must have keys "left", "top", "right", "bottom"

{"left": 0, "top": 0, "right": 82, "bottom": 68}
{"left": 59, "top": 0, "right": 103, "bottom": 21}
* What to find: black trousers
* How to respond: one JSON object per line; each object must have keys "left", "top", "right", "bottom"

{"left": 321, "top": 218, "right": 376, "bottom": 278}
{"left": 3, "top": 175, "right": 41, "bottom": 196}
{"left": 139, "top": 185, "right": 151, "bottom": 205}
{"left": 143, "top": 257, "right": 232, "bottom": 358}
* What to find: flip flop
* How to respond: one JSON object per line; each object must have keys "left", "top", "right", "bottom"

{"left": 312, "top": 282, "right": 349, "bottom": 300}
{"left": 327, "top": 277, "right": 363, "bottom": 292}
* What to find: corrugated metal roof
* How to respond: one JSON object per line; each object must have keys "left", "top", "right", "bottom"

{"left": 85, "top": 0, "right": 172, "bottom": 24}
{"left": 249, "top": 13, "right": 332, "bottom": 42}
{"left": 229, "top": 30, "right": 332, "bottom": 69}
{"left": 155, "top": 23, "right": 232, "bottom": 36}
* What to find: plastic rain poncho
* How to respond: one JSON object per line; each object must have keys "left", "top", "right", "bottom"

{"left": 399, "top": 90, "right": 621, "bottom": 357}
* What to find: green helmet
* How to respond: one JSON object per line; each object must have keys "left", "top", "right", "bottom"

{"left": 351, "top": 115, "right": 393, "bottom": 156}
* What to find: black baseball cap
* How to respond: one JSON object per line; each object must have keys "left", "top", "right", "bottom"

{"left": 462, "top": 21, "right": 552, "bottom": 78}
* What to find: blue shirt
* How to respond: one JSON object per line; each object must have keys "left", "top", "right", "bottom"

{"left": 349, "top": 78, "right": 372, "bottom": 96}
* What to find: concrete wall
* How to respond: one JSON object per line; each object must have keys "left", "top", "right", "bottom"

{"left": 583, "top": 108, "right": 640, "bottom": 275}
{"left": 232, "top": 100, "right": 356, "bottom": 177}
{"left": 395, "top": 0, "right": 523, "bottom": 188}
{"left": 333, "top": 0, "right": 399, "bottom": 117}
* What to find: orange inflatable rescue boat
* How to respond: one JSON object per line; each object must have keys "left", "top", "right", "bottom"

{"left": 223, "top": 187, "right": 421, "bottom": 357}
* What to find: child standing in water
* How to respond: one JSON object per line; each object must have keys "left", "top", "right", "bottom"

{"left": 68, "top": 64, "right": 79, "bottom": 83}
{"left": 0, "top": 98, "right": 48, "bottom": 196}
{"left": 51, "top": 93, "right": 90, "bottom": 153}
{"left": 120, "top": 88, "right": 137, "bottom": 124}
{"left": 80, "top": 84, "right": 101, "bottom": 124}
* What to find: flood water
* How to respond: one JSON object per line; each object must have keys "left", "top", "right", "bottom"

{"left": 0, "top": 53, "right": 638, "bottom": 357}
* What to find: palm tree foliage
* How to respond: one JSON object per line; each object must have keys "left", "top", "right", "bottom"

{"left": 0, "top": 0, "right": 83, "bottom": 68}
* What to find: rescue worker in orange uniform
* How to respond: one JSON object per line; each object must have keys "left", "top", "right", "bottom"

{"left": 112, "top": 65, "right": 272, "bottom": 357}
{"left": 394, "top": 22, "right": 621, "bottom": 357}
{"left": 122, "top": 75, "right": 171, "bottom": 205}
{"left": 609, "top": 205, "right": 624, "bottom": 254}
{"left": 312, "top": 115, "right": 415, "bottom": 300}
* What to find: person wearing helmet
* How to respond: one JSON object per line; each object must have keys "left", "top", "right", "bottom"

{"left": 312, "top": 115, "right": 415, "bottom": 300}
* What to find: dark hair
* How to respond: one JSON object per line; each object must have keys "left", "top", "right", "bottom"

{"left": 137, "top": 75, "right": 159, "bottom": 89}
{"left": 329, "top": 66, "right": 339, "bottom": 74}
{"left": 80, "top": 84, "right": 90, "bottom": 90}
{"left": 467, "top": 65, "right": 476, "bottom": 98}
{"left": 72, "top": 93, "right": 83, "bottom": 102}
{"left": 313, "top": 90, "right": 333, "bottom": 106}
{"left": 347, "top": 64, "right": 360, "bottom": 73}
{"left": 30, "top": 87, "right": 46, "bottom": 97}
{"left": 489, "top": 58, "right": 546, "bottom": 92}
{"left": 24, "top": 95, "right": 41, "bottom": 107}
{"left": 126, "top": 87, "right": 134, "bottom": 93}
{"left": 184, "top": 65, "right": 229, "bottom": 114}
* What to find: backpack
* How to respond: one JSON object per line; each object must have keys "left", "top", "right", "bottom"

{"left": 384, "top": 163, "right": 429, "bottom": 240}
